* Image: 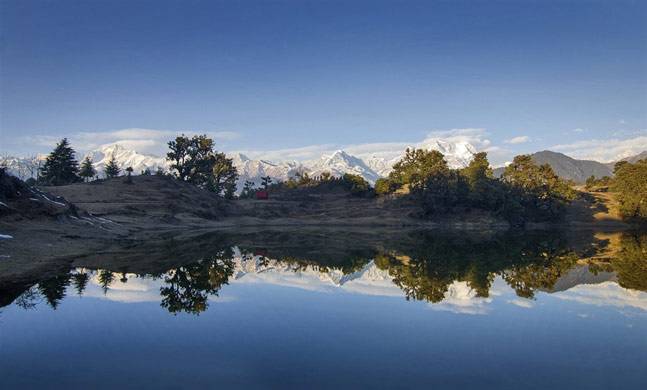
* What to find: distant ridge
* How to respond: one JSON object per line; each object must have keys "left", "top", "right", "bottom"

{"left": 493, "top": 151, "right": 613, "bottom": 183}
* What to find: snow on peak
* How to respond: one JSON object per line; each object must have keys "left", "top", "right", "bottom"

{"left": 308, "top": 149, "right": 381, "bottom": 183}
{"left": 362, "top": 140, "right": 477, "bottom": 177}
{"left": 86, "top": 143, "right": 168, "bottom": 175}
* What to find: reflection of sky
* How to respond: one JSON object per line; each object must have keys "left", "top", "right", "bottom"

{"left": 3, "top": 258, "right": 647, "bottom": 389}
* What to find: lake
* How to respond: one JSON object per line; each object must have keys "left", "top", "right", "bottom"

{"left": 1, "top": 229, "right": 646, "bottom": 389}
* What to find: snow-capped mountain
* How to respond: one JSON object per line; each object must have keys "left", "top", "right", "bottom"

{"left": 419, "top": 139, "right": 476, "bottom": 168}
{"left": 230, "top": 153, "right": 305, "bottom": 186}
{"left": 0, "top": 155, "right": 44, "bottom": 180}
{"left": 362, "top": 140, "right": 476, "bottom": 177}
{"left": 85, "top": 143, "right": 168, "bottom": 176}
{"left": 306, "top": 150, "right": 381, "bottom": 183}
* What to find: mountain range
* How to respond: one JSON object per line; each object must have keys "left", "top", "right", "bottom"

{"left": 3, "top": 142, "right": 645, "bottom": 186}
{"left": 0, "top": 139, "right": 477, "bottom": 186}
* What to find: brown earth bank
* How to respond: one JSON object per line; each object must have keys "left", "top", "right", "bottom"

{"left": 0, "top": 175, "right": 639, "bottom": 293}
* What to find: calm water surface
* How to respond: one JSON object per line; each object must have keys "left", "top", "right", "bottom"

{"left": 1, "top": 230, "right": 646, "bottom": 389}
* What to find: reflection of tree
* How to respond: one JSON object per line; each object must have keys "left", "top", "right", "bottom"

{"left": 610, "top": 233, "right": 647, "bottom": 291}
{"left": 14, "top": 286, "right": 40, "bottom": 309}
{"left": 502, "top": 253, "right": 578, "bottom": 299}
{"left": 98, "top": 270, "right": 115, "bottom": 294}
{"left": 160, "top": 256, "right": 234, "bottom": 315}
{"left": 376, "top": 253, "right": 454, "bottom": 302}
{"left": 375, "top": 233, "right": 581, "bottom": 302}
{"left": 38, "top": 273, "right": 71, "bottom": 309}
{"left": 9, "top": 230, "right": 641, "bottom": 313}
{"left": 70, "top": 270, "right": 90, "bottom": 296}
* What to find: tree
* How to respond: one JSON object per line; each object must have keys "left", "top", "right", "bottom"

{"left": 166, "top": 134, "right": 238, "bottom": 197}
{"left": 501, "top": 155, "right": 576, "bottom": 221}
{"left": 342, "top": 173, "right": 370, "bottom": 195}
{"left": 460, "top": 152, "right": 497, "bottom": 208}
{"left": 125, "top": 166, "right": 134, "bottom": 184}
{"left": 167, "top": 134, "right": 213, "bottom": 184}
{"left": 241, "top": 180, "right": 257, "bottom": 198}
{"left": 389, "top": 148, "right": 449, "bottom": 192}
{"left": 39, "top": 138, "right": 80, "bottom": 185}
{"left": 261, "top": 175, "right": 273, "bottom": 189}
{"left": 79, "top": 157, "right": 97, "bottom": 182}
{"left": 209, "top": 153, "right": 238, "bottom": 198}
{"left": 461, "top": 152, "right": 492, "bottom": 186}
{"left": 612, "top": 159, "right": 647, "bottom": 221}
{"left": 104, "top": 154, "right": 121, "bottom": 178}
{"left": 374, "top": 178, "right": 394, "bottom": 195}
{"left": 167, "top": 134, "right": 193, "bottom": 180}
{"left": 320, "top": 171, "right": 332, "bottom": 182}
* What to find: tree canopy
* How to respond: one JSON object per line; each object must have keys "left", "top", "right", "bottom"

{"left": 166, "top": 134, "right": 238, "bottom": 198}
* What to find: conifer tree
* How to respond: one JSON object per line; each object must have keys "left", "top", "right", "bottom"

{"left": 79, "top": 157, "right": 97, "bottom": 182}
{"left": 261, "top": 175, "right": 273, "bottom": 189}
{"left": 39, "top": 138, "right": 80, "bottom": 185}
{"left": 104, "top": 154, "right": 121, "bottom": 178}
{"left": 241, "top": 180, "right": 257, "bottom": 198}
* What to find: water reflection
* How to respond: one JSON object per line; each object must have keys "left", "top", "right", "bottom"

{"left": 3, "top": 230, "right": 647, "bottom": 315}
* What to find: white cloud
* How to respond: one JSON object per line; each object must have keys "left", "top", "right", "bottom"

{"left": 27, "top": 128, "right": 240, "bottom": 155}
{"left": 551, "top": 133, "right": 647, "bottom": 162}
{"left": 504, "top": 136, "right": 530, "bottom": 144}
{"left": 572, "top": 128, "right": 586, "bottom": 133}
{"left": 239, "top": 143, "right": 338, "bottom": 161}
{"left": 508, "top": 299, "right": 534, "bottom": 308}
{"left": 238, "top": 128, "right": 498, "bottom": 164}
{"left": 14, "top": 126, "right": 647, "bottom": 167}
{"left": 424, "top": 128, "right": 492, "bottom": 150}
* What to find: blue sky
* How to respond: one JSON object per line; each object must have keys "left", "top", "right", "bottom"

{"left": 1, "top": 0, "right": 646, "bottom": 163}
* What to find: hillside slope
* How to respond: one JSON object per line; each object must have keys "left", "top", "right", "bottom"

{"left": 493, "top": 151, "right": 613, "bottom": 183}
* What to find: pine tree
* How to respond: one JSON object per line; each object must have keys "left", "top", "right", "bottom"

{"left": 241, "top": 180, "right": 257, "bottom": 198}
{"left": 104, "top": 154, "right": 121, "bottom": 178}
{"left": 261, "top": 175, "right": 273, "bottom": 189}
{"left": 79, "top": 157, "right": 97, "bottom": 182}
{"left": 39, "top": 138, "right": 80, "bottom": 185}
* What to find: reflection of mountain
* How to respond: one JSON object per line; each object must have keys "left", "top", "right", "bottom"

{"left": 231, "top": 253, "right": 399, "bottom": 296}
{"left": 543, "top": 265, "right": 616, "bottom": 293}
{"left": 554, "top": 281, "right": 647, "bottom": 311}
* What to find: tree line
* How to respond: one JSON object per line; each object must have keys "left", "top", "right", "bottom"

{"left": 374, "top": 149, "right": 577, "bottom": 224}
{"left": 24, "top": 135, "right": 646, "bottom": 223}
{"left": 33, "top": 138, "right": 138, "bottom": 185}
